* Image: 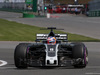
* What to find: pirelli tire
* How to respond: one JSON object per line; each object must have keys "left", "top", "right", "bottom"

{"left": 14, "top": 43, "right": 30, "bottom": 69}
{"left": 72, "top": 43, "right": 88, "bottom": 68}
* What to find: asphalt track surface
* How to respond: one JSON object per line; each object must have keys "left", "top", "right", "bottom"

{"left": 0, "top": 11, "right": 100, "bottom": 75}
{"left": 0, "top": 11, "right": 100, "bottom": 39}
{"left": 0, "top": 42, "right": 100, "bottom": 75}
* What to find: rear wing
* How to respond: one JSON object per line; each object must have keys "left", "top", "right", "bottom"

{"left": 36, "top": 34, "right": 68, "bottom": 40}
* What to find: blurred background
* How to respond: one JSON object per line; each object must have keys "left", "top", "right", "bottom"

{"left": 0, "top": 0, "right": 100, "bottom": 17}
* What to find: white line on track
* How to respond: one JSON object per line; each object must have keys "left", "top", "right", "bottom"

{"left": 0, "top": 60, "right": 7, "bottom": 66}
{"left": 85, "top": 73, "right": 100, "bottom": 75}
{"left": 86, "top": 66, "right": 100, "bottom": 69}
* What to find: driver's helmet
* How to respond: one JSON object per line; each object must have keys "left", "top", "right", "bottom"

{"left": 47, "top": 36, "right": 56, "bottom": 45}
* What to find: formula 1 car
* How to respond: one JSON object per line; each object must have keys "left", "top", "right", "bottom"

{"left": 14, "top": 27, "right": 88, "bottom": 68}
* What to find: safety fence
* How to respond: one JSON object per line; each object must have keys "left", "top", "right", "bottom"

{"left": 0, "top": 8, "right": 32, "bottom": 13}
{"left": 88, "top": 0, "right": 100, "bottom": 11}
{"left": 88, "top": 0, "right": 100, "bottom": 17}
{"left": 0, "top": 2, "right": 32, "bottom": 13}
{"left": 0, "top": 2, "right": 25, "bottom": 9}
{"left": 89, "top": 10, "right": 100, "bottom": 17}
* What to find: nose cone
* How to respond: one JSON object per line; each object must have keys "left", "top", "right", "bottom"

{"left": 49, "top": 60, "right": 54, "bottom": 64}
{"left": 47, "top": 59, "right": 57, "bottom": 65}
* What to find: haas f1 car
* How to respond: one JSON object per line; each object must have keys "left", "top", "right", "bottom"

{"left": 14, "top": 27, "right": 88, "bottom": 68}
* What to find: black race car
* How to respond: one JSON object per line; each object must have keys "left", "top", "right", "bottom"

{"left": 14, "top": 27, "right": 88, "bottom": 68}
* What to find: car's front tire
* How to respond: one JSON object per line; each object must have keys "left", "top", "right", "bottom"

{"left": 14, "top": 43, "right": 30, "bottom": 69}
{"left": 72, "top": 43, "right": 88, "bottom": 68}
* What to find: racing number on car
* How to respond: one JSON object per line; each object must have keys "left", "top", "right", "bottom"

{"left": 50, "top": 48, "right": 54, "bottom": 51}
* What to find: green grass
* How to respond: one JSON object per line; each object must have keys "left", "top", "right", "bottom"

{"left": 0, "top": 19, "right": 100, "bottom": 42}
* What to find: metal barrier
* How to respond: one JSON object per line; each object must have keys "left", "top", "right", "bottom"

{"left": 0, "top": 2, "right": 25, "bottom": 9}
{"left": 0, "top": 2, "right": 33, "bottom": 13}
{"left": 89, "top": 11, "right": 100, "bottom": 17}
{"left": 88, "top": 0, "right": 100, "bottom": 17}
{"left": 88, "top": 0, "right": 100, "bottom": 11}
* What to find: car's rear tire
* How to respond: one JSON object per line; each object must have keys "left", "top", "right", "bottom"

{"left": 72, "top": 43, "right": 88, "bottom": 68}
{"left": 14, "top": 43, "right": 30, "bottom": 69}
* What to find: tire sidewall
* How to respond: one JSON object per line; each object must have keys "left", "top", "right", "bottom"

{"left": 14, "top": 43, "right": 30, "bottom": 68}
{"left": 72, "top": 43, "right": 84, "bottom": 59}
